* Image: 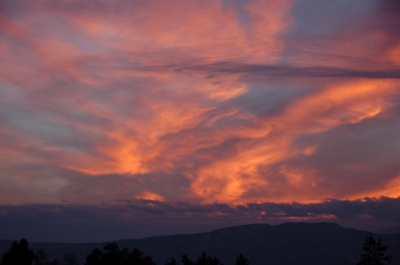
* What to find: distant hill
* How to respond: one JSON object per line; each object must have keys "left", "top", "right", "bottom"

{"left": 1, "top": 222, "right": 399, "bottom": 265}
{"left": 377, "top": 225, "right": 400, "bottom": 234}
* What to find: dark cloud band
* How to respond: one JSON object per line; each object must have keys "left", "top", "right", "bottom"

{"left": 1, "top": 197, "right": 399, "bottom": 242}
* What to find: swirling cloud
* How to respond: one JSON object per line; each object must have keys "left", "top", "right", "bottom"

{"left": 0, "top": 0, "right": 399, "bottom": 212}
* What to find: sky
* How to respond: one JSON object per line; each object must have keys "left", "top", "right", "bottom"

{"left": 0, "top": 0, "right": 400, "bottom": 243}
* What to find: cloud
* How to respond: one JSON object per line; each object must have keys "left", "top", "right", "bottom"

{"left": 282, "top": 0, "right": 400, "bottom": 69}
{"left": 0, "top": 0, "right": 400, "bottom": 208}
{"left": 0, "top": 197, "right": 399, "bottom": 242}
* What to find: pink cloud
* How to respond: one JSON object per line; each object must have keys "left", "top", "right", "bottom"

{"left": 0, "top": 0, "right": 399, "bottom": 207}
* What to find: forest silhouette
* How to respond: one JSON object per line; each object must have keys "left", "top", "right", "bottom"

{"left": 0, "top": 239, "right": 250, "bottom": 265}
{"left": 0, "top": 233, "right": 393, "bottom": 265}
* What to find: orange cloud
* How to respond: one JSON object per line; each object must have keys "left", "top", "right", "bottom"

{"left": 386, "top": 44, "right": 400, "bottom": 65}
{"left": 136, "top": 192, "right": 165, "bottom": 202}
{"left": 189, "top": 79, "right": 398, "bottom": 203}
{"left": 356, "top": 174, "right": 400, "bottom": 200}
{"left": 60, "top": 0, "right": 294, "bottom": 64}
{"left": 0, "top": 0, "right": 400, "bottom": 206}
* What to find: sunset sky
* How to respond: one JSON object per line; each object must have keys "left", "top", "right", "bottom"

{"left": 1, "top": 0, "right": 400, "bottom": 242}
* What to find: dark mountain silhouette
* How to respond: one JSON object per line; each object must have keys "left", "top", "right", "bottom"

{"left": 377, "top": 225, "right": 400, "bottom": 234}
{"left": 1, "top": 222, "right": 400, "bottom": 265}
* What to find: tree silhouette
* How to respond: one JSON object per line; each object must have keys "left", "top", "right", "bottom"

{"left": 84, "top": 248, "right": 102, "bottom": 265}
{"left": 357, "top": 234, "right": 392, "bottom": 265}
{"left": 181, "top": 255, "right": 193, "bottom": 265}
{"left": 101, "top": 243, "right": 119, "bottom": 265}
{"left": 33, "top": 249, "right": 61, "bottom": 265}
{"left": 61, "top": 253, "right": 79, "bottom": 265}
{"left": 34, "top": 249, "right": 49, "bottom": 265}
{"left": 84, "top": 243, "right": 155, "bottom": 265}
{"left": 235, "top": 254, "right": 249, "bottom": 265}
{"left": 165, "top": 258, "right": 177, "bottom": 265}
{"left": 122, "top": 247, "right": 155, "bottom": 265}
{"left": 191, "top": 252, "right": 223, "bottom": 265}
{"left": 195, "top": 253, "right": 210, "bottom": 265}
{"left": 47, "top": 260, "right": 60, "bottom": 265}
{"left": 0, "top": 238, "right": 35, "bottom": 265}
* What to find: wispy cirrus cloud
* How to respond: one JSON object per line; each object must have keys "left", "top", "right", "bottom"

{"left": 0, "top": 0, "right": 399, "bottom": 215}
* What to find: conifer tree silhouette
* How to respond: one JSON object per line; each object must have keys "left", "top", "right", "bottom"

{"left": 357, "top": 234, "right": 392, "bottom": 265}
{"left": 235, "top": 254, "right": 249, "bottom": 265}
{"left": 165, "top": 257, "right": 177, "bottom": 265}
{"left": 193, "top": 252, "right": 223, "bottom": 265}
{"left": 181, "top": 255, "right": 193, "bottom": 265}
{"left": 84, "top": 248, "right": 102, "bottom": 265}
{"left": 84, "top": 243, "right": 155, "bottom": 265}
{"left": 0, "top": 238, "right": 35, "bottom": 265}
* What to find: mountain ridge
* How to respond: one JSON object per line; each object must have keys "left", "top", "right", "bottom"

{"left": 1, "top": 222, "right": 399, "bottom": 265}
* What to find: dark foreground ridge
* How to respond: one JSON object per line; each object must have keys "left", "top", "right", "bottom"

{"left": 1, "top": 222, "right": 399, "bottom": 265}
